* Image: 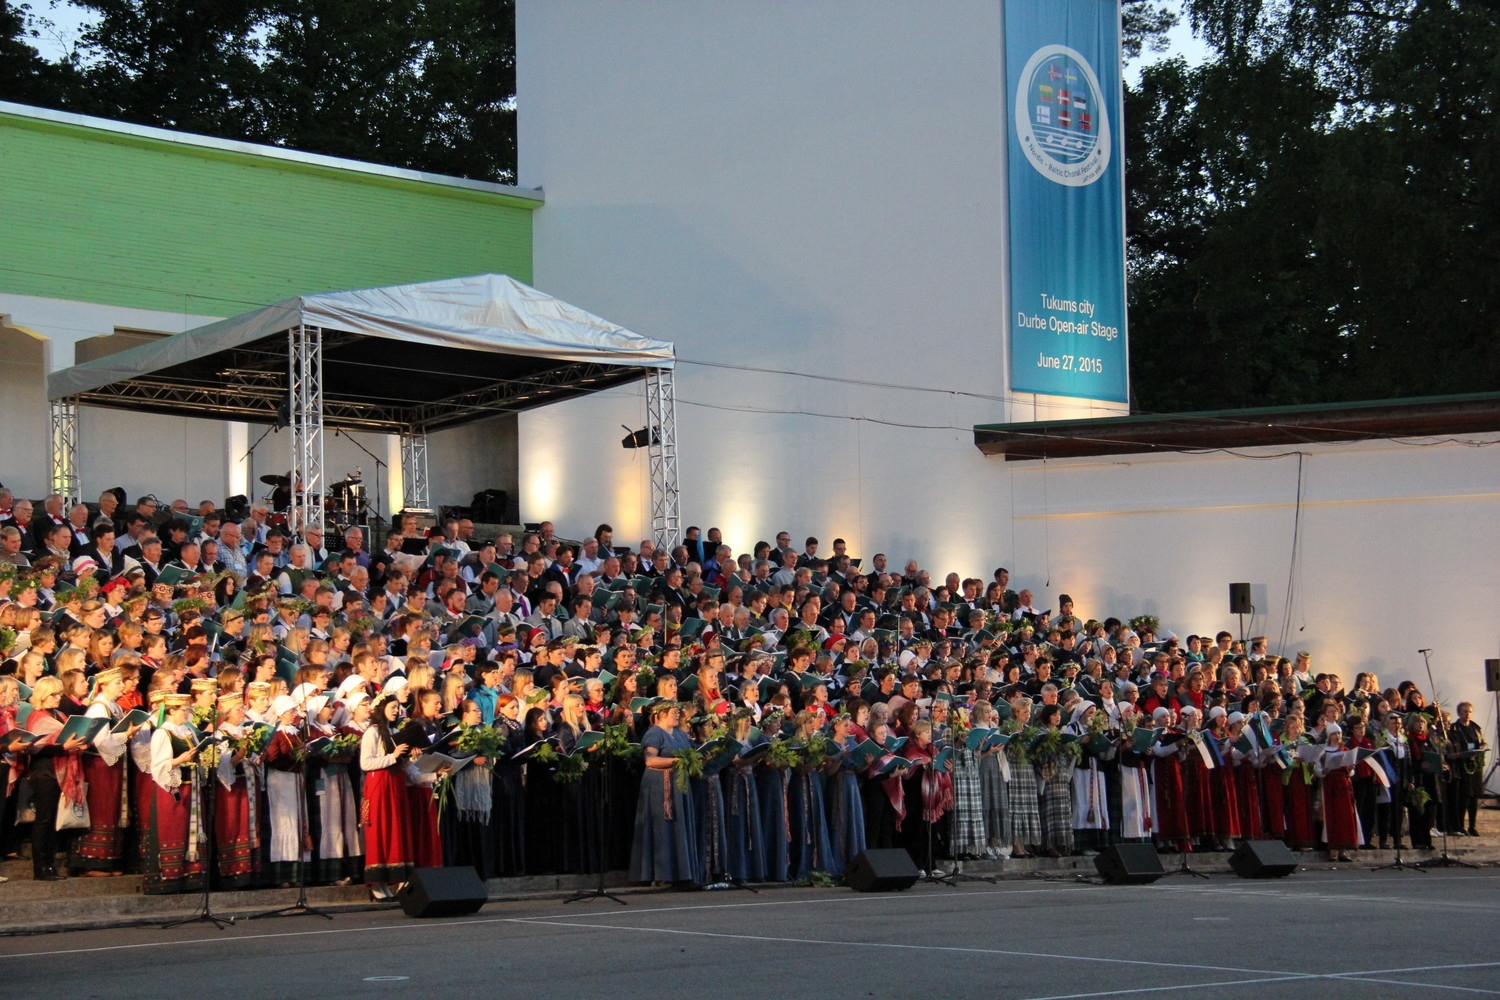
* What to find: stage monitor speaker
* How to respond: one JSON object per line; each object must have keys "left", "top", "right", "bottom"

{"left": 1229, "top": 840, "right": 1298, "bottom": 879}
{"left": 1094, "top": 844, "right": 1164, "bottom": 885}
{"left": 845, "top": 849, "right": 919, "bottom": 892}
{"left": 1485, "top": 659, "right": 1500, "bottom": 693}
{"left": 224, "top": 495, "right": 249, "bottom": 522}
{"left": 396, "top": 866, "right": 487, "bottom": 918}
{"left": 1229, "top": 583, "right": 1253, "bottom": 615}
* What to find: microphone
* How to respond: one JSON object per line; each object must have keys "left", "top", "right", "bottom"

{"left": 1417, "top": 648, "right": 1433, "bottom": 654}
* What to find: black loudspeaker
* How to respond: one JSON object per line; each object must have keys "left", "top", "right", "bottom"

{"left": 396, "top": 867, "right": 488, "bottom": 917}
{"left": 1229, "top": 583, "right": 1253, "bottom": 615}
{"left": 470, "top": 489, "right": 508, "bottom": 523}
{"left": 1229, "top": 840, "right": 1298, "bottom": 879}
{"left": 1485, "top": 659, "right": 1500, "bottom": 693}
{"left": 845, "top": 849, "right": 919, "bottom": 892}
{"left": 1094, "top": 844, "right": 1164, "bottom": 885}
{"left": 224, "top": 495, "right": 249, "bottom": 521}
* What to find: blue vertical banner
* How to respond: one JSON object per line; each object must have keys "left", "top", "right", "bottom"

{"left": 1005, "top": 0, "right": 1129, "bottom": 402}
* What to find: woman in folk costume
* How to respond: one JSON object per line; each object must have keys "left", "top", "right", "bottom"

{"left": 361, "top": 692, "right": 421, "bottom": 900}
{"left": 1114, "top": 703, "right": 1156, "bottom": 843}
{"left": 1374, "top": 711, "right": 1407, "bottom": 849}
{"left": 1346, "top": 715, "right": 1379, "bottom": 848}
{"left": 22, "top": 677, "right": 90, "bottom": 881}
{"left": 1067, "top": 703, "right": 1112, "bottom": 853}
{"left": 212, "top": 692, "right": 261, "bottom": 888}
{"left": 857, "top": 719, "right": 907, "bottom": 853}
{"left": 554, "top": 693, "right": 603, "bottom": 875}
{"left": 1316, "top": 722, "right": 1359, "bottom": 862}
{"left": 1033, "top": 704, "right": 1076, "bottom": 858}
{"left": 946, "top": 706, "right": 988, "bottom": 861}
{"left": 824, "top": 711, "right": 867, "bottom": 877}
{"left": 786, "top": 708, "right": 835, "bottom": 880}
{"left": 305, "top": 693, "right": 362, "bottom": 885}
{"left": 1176, "top": 706, "right": 1213, "bottom": 849}
{"left": 1149, "top": 707, "right": 1191, "bottom": 853}
{"left": 900, "top": 719, "right": 952, "bottom": 875}
{"left": 629, "top": 700, "right": 700, "bottom": 885}
{"left": 489, "top": 693, "right": 527, "bottom": 876}
{"left": 1280, "top": 713, "right": 1318, "bottom": 851}
{"left": 1226, "top": 712, "right": 1264, "bottom": 840}
{"left": 74, "top": 666, "right": 142, "bottom": 876}
{"left": 753, "top": 708, "right": 792, "bottom": 882}
{"left": 442, "top": 698, "right": 496, "bottom": 878}
{"left": 261, "top": 694, "right": 311, "bottom": 886}
{"left": 1257, "top": 710, "right": 1289, "bottom": 841}
{"left": 1204, "top": 706, "right": 1241, "bottom": 850}
{"left": 723, "top": 708, "right": 765, "bottom": 883}
{"left": 144, "top": 692, "right": 207, "bottom": 894}
{"left": 970, "top": 699, "right": 1011, "bottom": 858}
{"left": 1005, "top": 697, "right": 1043, "bottom": 859}
{"left": 689, "top": 711, "right": 732, "bottom": 885}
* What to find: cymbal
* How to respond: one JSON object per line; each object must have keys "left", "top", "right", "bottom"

{"left": 260, "top": 474, "right": 291, "bottom": 487}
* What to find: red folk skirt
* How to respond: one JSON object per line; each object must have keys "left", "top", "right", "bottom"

{"left": 144, "top": 781, "right": 204, "bottom": 895}
{"left": 1320, "top": 767, "right": 1359, "bottom": 850}
{"left": 1182, "top": 756, "right": 1212, "bottom": 837}
{"left": 1235, "top": 761, "right": 1264, "bottom": 840}
{"left": 405, "top": 782, "right": 443, "bottom": 868}
{"left": 74, "top": 755, "right": 126, "bottom": 871}
{"left": 1152, "top": 756, "right": 1191, "bottom": 850}
{"left": 1210, "top": 761, "right": 1243, "bottom": 839}
{"left": 1282, "top": 768, "right": 1316, "bottom": 850}
{"left": 362, "top": 767, "right": 416, "bottom": 883}
{"left": 215, "top": 778, "right": 259, "bottom": 886}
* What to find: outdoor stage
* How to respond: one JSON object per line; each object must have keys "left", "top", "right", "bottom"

{"left": 2, "top": 867, "right": 1497, "bottom": 999}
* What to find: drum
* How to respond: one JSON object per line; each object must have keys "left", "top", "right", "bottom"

{"left": 267, "top": 511, "right": 288, "bottom": 529}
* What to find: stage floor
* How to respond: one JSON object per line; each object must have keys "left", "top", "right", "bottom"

{"left": 2, "top": 865, "right": 1497, "bottom": 999}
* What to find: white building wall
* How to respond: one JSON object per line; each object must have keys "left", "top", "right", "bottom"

{"left": 517, "top": 2, "right": 1500, "bottom": 750}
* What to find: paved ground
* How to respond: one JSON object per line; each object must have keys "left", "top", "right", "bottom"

{"left": 3, "top": 867, "right": 1497, "bottom": 999}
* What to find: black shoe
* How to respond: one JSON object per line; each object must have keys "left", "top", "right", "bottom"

{"left": 36, "top": 869, "right": 65, "bottom": 882}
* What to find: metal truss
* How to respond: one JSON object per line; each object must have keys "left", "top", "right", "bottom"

{"left": 400, "top": 430, "right": 431, "bottom": 514}
{"left": 406, "top": 361, "right": 629, "bottom": 430}
{"left": 49, "top": 397, "right": 80, "bottom": 503}
{"left": 288, "top": 325, "right": 325, "bottom": 534}
{"left": 644, "top": 367, "right": 680, "bottom": 551}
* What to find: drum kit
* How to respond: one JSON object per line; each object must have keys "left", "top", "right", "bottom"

{"left": 259, "top": 467, "right": 367, "bottom": 530}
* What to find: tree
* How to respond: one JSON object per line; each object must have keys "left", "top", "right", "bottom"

{"left": 250, "top": 0, "right": 515, "bottom": 182}
{"left": 1126, "top": 0, "right": 1500, "bottom": 410}
{"left": 0, "top": 1, "right": 66, "bottom": 105}
{"left": 67, "top": 0, "right": 267, "bottom": 139}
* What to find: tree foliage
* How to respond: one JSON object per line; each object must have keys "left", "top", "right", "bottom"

{"left": 0, "top": 0, "right": 516, "bottom": 182}
{"left": 1127, "top": 0, "right": 1500, "bottom": 410}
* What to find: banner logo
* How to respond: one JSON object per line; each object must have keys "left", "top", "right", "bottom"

{"left": 1013, "top": 45, "right": 1110, "bottom": 186}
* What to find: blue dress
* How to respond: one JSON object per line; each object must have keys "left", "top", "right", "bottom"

{"left": 825, "top": 736, "right": 867, "bottom": 877}
{"left": 723, "top": 743, "right": 764, "bottom": 881}
{"left": 628, "top": 726, "right": 700, "bottom": 882}
{"left": 787, "top": 764, "right": 834, "bottom": 880}
{"left": 754, "top": 750, "right": 791, "bottom": 883}
{"left": 693, "top": 751, "right": 732, "bottom": 883}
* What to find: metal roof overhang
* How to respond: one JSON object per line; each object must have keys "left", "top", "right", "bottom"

{"left": 47, "top": 274, "right": 673, "bottom": 433}
{"left": 64, "top": 330, "right": 650, "bottom": 433}
{"left": 973, "top": 392, "right": 1500, "bottom": 461}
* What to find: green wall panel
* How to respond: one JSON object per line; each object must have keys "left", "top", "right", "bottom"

{"left": 0, "top": 110, "right": 535, "bottom": 316}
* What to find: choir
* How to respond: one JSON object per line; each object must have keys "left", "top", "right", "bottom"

{"left": 0, "top": 504, "right": 1489, "bottom": 896}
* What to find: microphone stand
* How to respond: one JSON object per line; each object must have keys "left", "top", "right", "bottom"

{"left": 564, "top": 735, "right": 627, "bottom": 905}
{"left": 163, "top": 731, "right": 235, "bottom": 929}
{"left": 1413, "top": 651, "right": 1477, "bottom": 870}
{"left": 251, "top": 702, "right": 333, "bottom": 919}
{"left": 333, "top": 429, "right": 387, "bottom": 536}
{"left": 1372, "top": 736, "right": 1421, "bottom": 874}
